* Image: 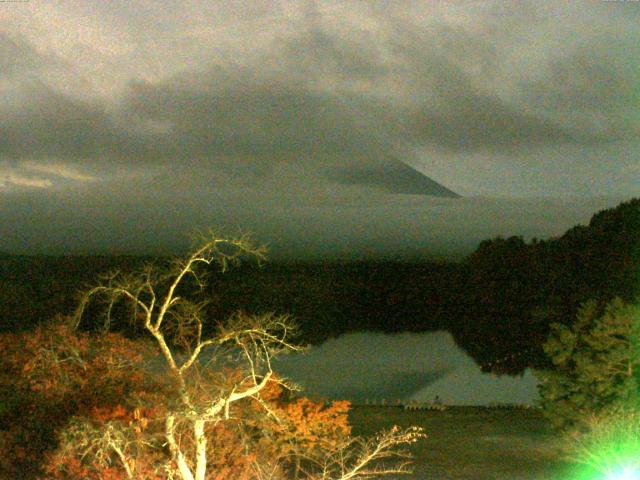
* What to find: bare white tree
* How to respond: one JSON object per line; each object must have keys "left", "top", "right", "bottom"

{"left": 294, "top": 426, "right": 425, "bottom": 480}
{"left": 75, "top": 232, "right": 424, "bottom": 480}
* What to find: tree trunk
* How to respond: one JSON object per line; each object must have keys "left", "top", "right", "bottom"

{"left": 166, "top": 414, "right": 195, "bottom": 480}
{"left": 194, "top": 419, "right": 208, "bottom": 480}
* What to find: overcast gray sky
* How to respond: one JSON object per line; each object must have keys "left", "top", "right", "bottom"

{"left": 1, "top": 1, "right": 638, "bottom": 258}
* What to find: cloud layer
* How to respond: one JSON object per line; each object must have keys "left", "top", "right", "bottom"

{"left": 1, "top": 1, "right": 639, "bottom": 254}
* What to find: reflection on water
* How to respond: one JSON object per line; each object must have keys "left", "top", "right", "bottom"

{"left": 273, "top": 331, "right": 540, "bottom": 406}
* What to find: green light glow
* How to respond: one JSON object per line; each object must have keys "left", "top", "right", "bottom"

{"left": 606, "top": 466, "right": 640, "bottom": 480}
{"left": 565, "top": 408, "right": 640, "bottom": 480}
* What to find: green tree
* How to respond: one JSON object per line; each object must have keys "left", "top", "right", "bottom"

{"left": 537, "top": 297, "right": 640, "bottom": 432}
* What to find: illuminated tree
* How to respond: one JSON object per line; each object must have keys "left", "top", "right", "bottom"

{"left": 46, "top": 232, "right": 424, "bottom": 480}
{"left": 537, "top": 297, "right": 640, "bottom": 432}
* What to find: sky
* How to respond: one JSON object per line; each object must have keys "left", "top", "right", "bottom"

{"left": 1, "top": 0, "right": 639, "bottom": 258}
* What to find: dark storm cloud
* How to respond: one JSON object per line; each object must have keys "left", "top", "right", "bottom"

{"left": 0, "top": 33, "right": 150, "bottom": 164}
{"left": 0, "top": 2, "right": 637, "bottom": 172}
{"left": 403, "top": 69, "right": 579, "bottom": 152}
{"left": 121, "top": 79, "right": 379, "bottom": 161}
{"left": 0, "top": 32, "right": 43, "bottom": 77}
{"left": 388, "top": 22, "right": 636, "bottom": 152}
{"left": 278, "top": 3, "right": 389, "bottom": 82}
{"left": 1, "top": 0, "right": 639, "bottom": 200}
{"left": 2, "top": 27, "right": 402, "bottom": 185}
{"left": 519, "top": 39, "right": 640, "bottom": 141}
{"left": 114, "top": 14, "right": 632, "bottom": 169}
{"left": 1, "top": 84, "right": 130, "bottom": 161}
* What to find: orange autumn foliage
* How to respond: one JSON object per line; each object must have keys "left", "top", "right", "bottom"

{"left": 1, "top": 321, "right": 353, "bottom": 479}
{"left": 197, "top": 379, "right": 352, "bottom": 479}
{"left": 253, "top": 380, "right": 352, "bottom": 456}
{"left": 0, "top": 321, "right": 162, "bottom": 478}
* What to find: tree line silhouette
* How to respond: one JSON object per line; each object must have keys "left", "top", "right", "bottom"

{"left": 2, "top": 198, "right": 638, "bottom": 375}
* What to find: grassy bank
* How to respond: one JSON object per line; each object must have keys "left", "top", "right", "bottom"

{"left": 348, "top": 406, "right": 575, "bottom": 479}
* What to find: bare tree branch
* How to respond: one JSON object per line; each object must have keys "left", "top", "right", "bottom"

{"left": 72, "top": 232, "right": 423, "bottom": 480}
{"left": 297, "top": 426, "right": 426, "bottom": 480}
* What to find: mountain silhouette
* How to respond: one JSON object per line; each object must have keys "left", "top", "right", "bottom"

{"left": 327, "top": 161, "right": 461, "bottom": 197}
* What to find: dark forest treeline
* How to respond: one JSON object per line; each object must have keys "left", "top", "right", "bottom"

{"left": 2, "top": 198, "right": 639, "bottom": 374}
{"left": 452, "top": 197, "right": 640, "bottom": 373}
{"left": 205, "top": 259, "right": 463, "bottom": 345}
{"left": 0, "top": 255, "right": 155, "bottom": 332}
